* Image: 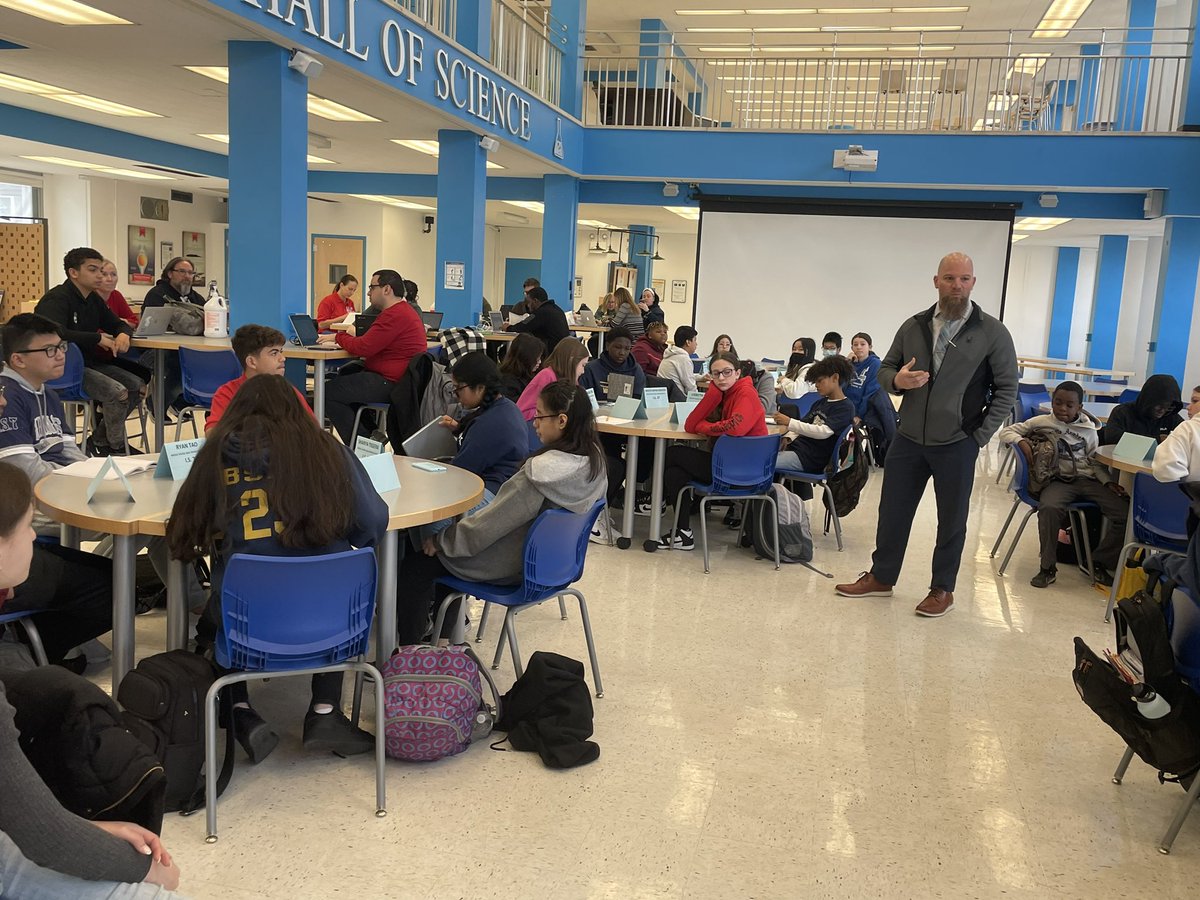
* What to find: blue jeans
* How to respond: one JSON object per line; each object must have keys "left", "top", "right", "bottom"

{"left": 0, "top": 832, "right": 175, "bottom": 899}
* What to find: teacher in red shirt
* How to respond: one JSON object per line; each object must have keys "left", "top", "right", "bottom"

{"left": 316, "top": 275, "right": 359, "bottom": 330}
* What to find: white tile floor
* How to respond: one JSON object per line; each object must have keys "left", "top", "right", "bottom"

{"left": 96, "top": 440, "right": 1200, "bottom": 899}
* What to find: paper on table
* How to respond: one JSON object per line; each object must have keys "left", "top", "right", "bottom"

{"left": 595, "top": 414, "right": 634, "bottom": 425}
{"left": 53, "top": 455, "right": 158, "bottom": 479}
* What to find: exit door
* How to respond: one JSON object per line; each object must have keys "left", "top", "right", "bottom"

{"left": 311, "top": 234, "right": 367, "bottom": 314}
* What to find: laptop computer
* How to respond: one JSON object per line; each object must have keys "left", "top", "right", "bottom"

{"left": 489, "top": 311, "right": 506, "bottom": 331}
{"left": 574, "top": 309, "right": 596, "bottom": 327}
{"left": 421, "top": 311, "right": 444, "bottom": 332}
{"left": 133, "top": 307, "right": 174, "bottom": 337}
{"left": 402, "top": 417, "right": 459, "bottom": 461}
{"left": 355, "top": 313, "right": 378, "bottom": 333}
{"left": 289, "top": 314, "right": 341, "bottom": 350}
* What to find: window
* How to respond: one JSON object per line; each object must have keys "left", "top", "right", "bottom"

{"left": 0, "top": 181, "right": 39, "bottom": 218}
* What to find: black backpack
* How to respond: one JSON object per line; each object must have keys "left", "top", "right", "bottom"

{"left": 1073, "top": 590, "right": 1200, "bottom": 785}
{"left": 118, "top": 649, "right": 234, "bottom": 813}
{"left": 824, "top": 423, "right": 870, "bottom": 518}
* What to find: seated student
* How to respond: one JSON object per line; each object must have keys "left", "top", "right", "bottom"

{"left": 518, "top": 337, "right": 590, "bottom": 422}
{"left": 658, "top": 352, "right": 770, "bottom": 550}
{"left": 98, "top": 259, "right": 138, "bottom": 329}
{"left": 1190, "top": 385, "right": 1200, "bottom": 419}
{"left": 607, "top": 287, "right": 645, "bottom": 341}
{"left": 167, "top": 376, "right": 387, "bottom": 759}
{"left": 506, "top": 286, "right": 570, "bottom": 356}
{"left": 205, "top": 324, "right": 311, "bottom": 433}
{"left": 1153, "top": 401, "right": 1200, "bottom": 537}
{"left": 497, "top": 333, "right": 543, "bottom": 402}
{"left": 999, "top": 381, "right": 1128, "bottom": 588}
{"left": 631, "top": 320, "right": 670, "bottom": 377}
{"left": 658, "top": 326, "right": 699, "bottom": 398}
{"left": 403, "top": 279, "right": 421, "bottom": 312}
{"left": 705, "top": 334, "right": 737, "bottom": 372}
{"left": 845, "top": 332, "right": 880, "bottom": 418}
{"left": 639, "top": 288, "right": 665, "bottom": 330}
{"left": 740, "top": 359, "right": 777, "bottom": 416}
{"left": 320, "top": 268, "right": 428, "bottom": 444}
{"left": 140, "top": 256, "right": 206, "bottom": 417}
{"left": 579, "top": 326, "right": 645, "bottom": 402}
{"left": 772, "top": 355, "right": 856, "bottom": 492}
{"left": 1100, "top": 374, "right": 1184, "bottom": 446}
{"left": 396, "top": 382, "right": 607, "bottom": 644}
{"left": 777, "top": 341, "right": 816, "bottom": 400}
{"left": 821, "top": 332, "right": 843, "bottom": 359}
{"left": 35, "top": 247, "right": 147, "bottom": 456}
{"left": 315, "top": 275, "right": 359, "bottom": 331}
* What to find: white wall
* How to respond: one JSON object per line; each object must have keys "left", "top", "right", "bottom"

{"left": 1068, "top": 248, "right": 1098, "bottom": 362}
{"left": 1002, "top": 244, "right": 1055, "bottom": 357}
{"left": 42, "top": 173, "right": 91, "bottom": 281}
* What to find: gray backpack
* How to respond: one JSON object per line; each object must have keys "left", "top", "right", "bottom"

{"left": 164, "top": 300, "right": 203, "bottom": 336}
{"left": 745, "top": 483, "right": 814, "bottom": 564}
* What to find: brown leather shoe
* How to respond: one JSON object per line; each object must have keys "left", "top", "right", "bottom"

{"left": 835, "top": 572, "right": 894, "bottom": 598}
{"left": 915, "top": 589, "right": 954, "bottom": 617}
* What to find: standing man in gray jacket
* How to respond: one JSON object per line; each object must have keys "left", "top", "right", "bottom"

{"left": 835, "top": 252, "right": 1018, "bottom": 618}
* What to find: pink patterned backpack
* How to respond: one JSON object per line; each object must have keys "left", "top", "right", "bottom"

{"left": 382, "top": 644, "right": 501, "bottom": 762}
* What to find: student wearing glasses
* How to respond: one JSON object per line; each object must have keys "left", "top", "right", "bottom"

{"left": 34, "top": 248, "right": 147, "bottom": 456}
{"left": 139, "top": 257, "right": 207, "bottom": 418}
{"left": 658, "top": 352, "right": 769, "bottom": 550}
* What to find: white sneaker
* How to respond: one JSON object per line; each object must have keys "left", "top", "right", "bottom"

{"left": 589, "top": 512, "right": 615, "bottom": 545}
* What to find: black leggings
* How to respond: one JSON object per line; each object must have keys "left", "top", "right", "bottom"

{"left": 663, "top": 446, "right": 715, "bottom": 531}
{"left": 6, "top": 544, "right": 113, "bottom": 663}
{"left": 396, "top": 548, "right": 461, "bottom": 646}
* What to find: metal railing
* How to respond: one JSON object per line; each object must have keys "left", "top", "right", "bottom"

{"left": 490, "top": 0, "right": 563, "bottom": 106}
{"left": 385, "top": 0, "right": 456, "bottom": 42}
{"left": 582, "top": 27, "right": 1192, "bottom": 133}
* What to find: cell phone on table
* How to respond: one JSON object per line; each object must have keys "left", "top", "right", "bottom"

{"left": 413, "top": 461, "right": 446, "bottom": 472}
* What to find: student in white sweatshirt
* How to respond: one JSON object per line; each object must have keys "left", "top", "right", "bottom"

{"left": 1152, "top": 410, "right": 1200, "bottom": 536}
{"left": 998, "top": 380, "right": 1128, "bottom": 588}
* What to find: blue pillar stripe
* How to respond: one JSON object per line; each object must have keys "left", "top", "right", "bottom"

{"left": 1076, "top": 45, "right": 1101, "bottom": 128}
{"left": 454, "top": 0, "right": 491, "bottom": 57}
{"left": 551, "top": 0, "right": 586, "bottom": 119}
{"left": 1151, "top": 217, "right": 1200, "bottom": 383}
{"left": 1116, "top": 0, "right": 1156, "bottom": 131}
{"left": 627, "top": 224, "right": 655, "bottom": 298}
{"left": 540, "top": 174, "right": 580, "bottom": 307}
{"left": 1087, "top": 235, "right": 1128, "bottom": 368}
{"left": 434, "top": 130, "right": 486, "bottom": 327}
{"left": 227, "top": 41, "right": 308, "bottom": 333}
{"left": 1048, "top": 247, "right": 1080, "bottom": 360}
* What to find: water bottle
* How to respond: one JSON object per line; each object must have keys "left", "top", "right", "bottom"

{"left": 1131, "top": 682, "right": 1171, "bottom": 719}
{"left": 203, "top": 280, "right": 228, "bottom": 338}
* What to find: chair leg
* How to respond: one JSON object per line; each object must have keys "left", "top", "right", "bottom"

{"left": 1104, "top": 542, "right": 1138, "bottom": 623}
{"left": 16, "top": 619, "right": 49, "bottom": 666}
{"left": 991, "top": 498, "right": 1021, "bottom": 558}
{"left": 1159, "top": 766, "right": 1200, "bottom": 854}
{"left": 1070, "top": 509, "right": 1096, "bottom": 581}
{"left": 569, "top": 589, "right": 604, "bottom": 698}
{"left": 352, "top": 660, "right": 388, "bottom": 819}
{"left": 998, "top": 508, "right": 1036, "bottom": 575}
{"left": 822, "top": 483, "right": 844, "bottom": 551}
{"left": 350, "top": 406, "right": 366, "bottom": 448}
{"left": 994, "top": 444, "right": 1013, "bottom": 484}
{"left": 1112, "top": 745, "right": 1136, "bottom": 784}
{"left": 503, "top": 611, "right": 524, "bottom": 678}
{"left": 204, "top": 679, "right": 223, "bottom": 842}
{"left": 698, "top": 495, "right": 710, "bottom": 573}
{"left": 475, "top": 601, "right": 492, "bottom": 643}
{"left": 558, "top": 595, "right": 568, "bottom": 621}
{"left": 767, "top": 495, "right": 780, "bottom": 570}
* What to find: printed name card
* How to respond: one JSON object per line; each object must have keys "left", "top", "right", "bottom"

{"left": 671, "top": 401, "right": 700, "bottom": 425}
{"left": 361, "top": 452, "right": 401, "bottom": 495}
{"left": 154, "top": 438, "right": 205, "bottom": 481}
{"left": 87, "top": 458, "right": 135, "bottom": 503}
{"left": 354, "top": 435, "right": 383, "bottom": 459}
{"left": 686, "top": 390, "right": 706, "bottom": 403}
{"left": 585, "top": 388, "right": 599, "bottom": 411}
{"left": 643, "top": 387, "right": 669, "bottom": 410}
{"left": 1113, "top": 432, "right": 1156, "bottom": 462}
{"left": 610, "top": 396, "right": 648, "bottom": 420}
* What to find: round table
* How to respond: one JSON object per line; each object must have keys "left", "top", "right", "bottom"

{"left": 35, "top": 457, "right": 483, "bottom": 687}
{"left": 1094, "top": 443, "right": 1154, "bottom": 476}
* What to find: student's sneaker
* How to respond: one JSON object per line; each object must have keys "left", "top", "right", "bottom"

{"left": 632, "top": 491, "right": 657, "bottom": 516}
{"left": 657, "top": 528, "right": 694, "bottom": 551}
{"left": 1030, "top": 567, "right": 1057, "bottom": 589}
{"left": 1093, "top": 565, "right": 1114, "bottom": 588}
{"left": 85, "top": 437, "right": 112, "bottom": 457}
{"left": 231, "top": 707, "right": 279, "bottom": 764}
{"left": 589, "top": 512, "right": 615, "bottom": 545}
{"left": 303, "top": 708, "right": 375, "bottom": 757}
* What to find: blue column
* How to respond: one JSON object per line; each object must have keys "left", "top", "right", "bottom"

{"left": 539, "top": 174, "right": 579, "bottom": 307}
{"left": 227, "top": 42, "right": 307, "bottom": 331}
{"left": 1087, "top": 235, "right": 1128, "bottom": 368}
{"left": 1149, "top": 217, "right": 1200, "bottom": 382}
{"left": 551, "top": 0, "right": 586, "bottom": 118}
{"left": 1180, "top": 0, "right": 1200, "bottom": 128}
{"left": 1077, "top": 44, "right": 1101, "bottom": 128}
{"left": 1048, "top": 247, "right": 1080, "bottom": 362}
{"left": 1116, "top": 0, "right": 1155, "bottom": 131}
{"left": 639, "top": 18, "right": 671, "bottom": 90}
{"left": 628, "top": 224, "right": 656, "bottom": 298}
{"left": 434, "top": 130, "right": 486, "bottom": 327}
{"left": 455, "top": 0, "right": 491, "bottom": 56}
{"left": 1049, "top": 79, "right": 1076, "bottom": 131}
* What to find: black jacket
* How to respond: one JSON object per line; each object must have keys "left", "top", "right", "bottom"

{"left": 34, "top": 280, "right": 132, "bottom": 363}
{"left": 1100, "top": 374, "right": 1183, "bottom": 445}
{"left": 495, "top": 651, "right": 598, "bottom": 769}
{"left": 141, "top": 277, "right": 204, "bottom": 309}
{"left": 387, "top": 351, "right": 436, "bottom": 450}
{"left": 509, "top": 299, "right": 570, "bottom": 356}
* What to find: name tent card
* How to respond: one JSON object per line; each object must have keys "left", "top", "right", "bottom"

{"left": 354, "top": 435, "right": 383, "bottom": 459}
{"left": 686, "top": 390, "right": 706, "bottom": 403}
{"left": 361, "top": 452, "right": 401, "bottom": 495}
{"left": 643, "top": 387, "right": 669, "bottom": 410}
{"left": 671, "top": 401, "right": 700, "bottom": 425}
{"left": 87, "top": 458, "right": 135, "bottom": 503}
{"left": 610, "top": 396, "right": 648, "bottom": 420}
{"left": 1113, "top": 432, "right": 1157, "bottom": 462}
{"left": 585, "top": 388, "right": 599, "bottom": 411}
{"left": 154, "top": 438, "right": 205, "bottom": 481}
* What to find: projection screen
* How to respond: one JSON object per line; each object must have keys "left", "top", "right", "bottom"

{"left": 692, "top": 201, "right": 1015, "bottom": 364}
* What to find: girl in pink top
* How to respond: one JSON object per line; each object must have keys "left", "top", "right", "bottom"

{"left": 517, "top": 337, "right": 590, "bottom": 421}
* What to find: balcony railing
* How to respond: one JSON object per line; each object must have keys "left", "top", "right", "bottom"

{"left": 583, "top": 27, "right": 1192, "bottom": 133}
{"left": 490, "top": 0, "right": 563, "bottom": 107}
{"left": 385, "top": 0, "right": 457, "bottom": 43}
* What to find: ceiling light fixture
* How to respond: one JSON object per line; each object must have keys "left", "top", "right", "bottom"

{"left": 307, "top": 95, "right": 379, "bottom": 122}
{"left": 1032, "top": 0, "right": 1092, "bottom": 39}
{"left": 665, "top": 206, "right": 701, "bottom": 220}
{"left": 504, "top": 200, "right": 545, "bottom": 214}
{"left": 349, "top": 194, "right": 435, "bottom": 210}
{"left": 390, "top": 138, "right": 503, "bottom": 169}
{"left": 0, "top": 72, "right": 61, "bottom": 94}
{"left": 579, "top": 218, "right": 614, "bottom": 228}
{"left": 0, "top": 70, "right": 161, "bottom": 115}
{"left": 0, "top": 0, "right": 131, "bottom": 25}
{"left": 20, "top": 155, "right": 173, "bottom": 179}
{"left": 182, "top": 65, "right": 230, "bottom": 83}
{"left": 1015, "top": 216, "right": 1071, "bottom": 231}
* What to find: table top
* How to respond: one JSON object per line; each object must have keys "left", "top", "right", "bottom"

{"left": 1036, "top": 401, "right": 1114, "bottom": 423}
{"left": 1094, "top": 443, "right": 1155, "bottom": 475}
{"left": 1072, "top": 379, "right": 1135, "bottom": 397}
{"left": 595, "top": 408, "right": 787, "bottom": 441}
{"left": 131, "top": 333, "right": 352, "bottom": 360}
{"left": 484, "top": 332, "right": 517, "bottom": 342}
{"left": 1016, "top": 357, "right": 1135, "bottom": 379}
{"left": 1017, "top": 355, "right": 1083, "bottom": 367}
{"left": 35, "top": 457, "right": 484, "bottom": 537}
{"left": 570, "top": 324, "right": 607, "bottom": 333}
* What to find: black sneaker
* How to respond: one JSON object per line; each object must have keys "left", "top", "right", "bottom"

{"left": 1030, "top": 568, "right": 1057, "bottom": 589}
{"left": 85, "top": 437, "right": 111, "bottom": 457}
{"left": 135, "top": 587, "right": 164, "bottom": 615}
{"left": 231, "top": 707, "right": 279, "bottom": 764}
{"left": 658, "top": 528, "right": 695, "bottom": 551}
{"left": 1094, "top": 565, "right": 1114, "bottom": 588}
{"left": 303, "top": 708, "right": 374, "bottom": 756}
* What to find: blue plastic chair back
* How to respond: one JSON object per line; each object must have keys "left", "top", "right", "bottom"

{"left": 760, "top": 358, "right": 785, "bottom": 366}
{"left": 45, "top": 343, "right": 88, "bottom": 401}
{"left": 519, "top": 500, "right": 605, "bottom": 603}
{"left": 709, "top": 434, "right": 780, "bottom": 495}
{"left": 1118, "top": 388, "right": 1141, "bottom": 405}
{"left": 1131, "top": 473, "right": 1189, "bottom": 551}
{"left": 792, "top": 392, "right": 821, "bottom": 419}
{"left": 1010, "top": 449, "right": 1039, "bottom": 508}
{"left": 1093, "top": 375, "right": 1129, "bottom": 385}
{"left": 1018, "top": 381, "right": 1048, "bottom": 394}
{"left": 179, "top": 348, "right": 241, "bottom": 408}
{"left": 216, "top": 548, "right": 377, "bottom": 672}
{"left": 1018, "top": 391, "right": 1051, "bottom": 422}
{"left": 1167, "top": 586, "right": 1200, "bottom": 685}
{"left": 776, "top": 423, "right": 854, "bottom": 480}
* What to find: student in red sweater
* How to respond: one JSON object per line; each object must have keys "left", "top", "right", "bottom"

{"left": 315, "top": 275, "right": 358, "bottom": 330}
{"left": 205, "top": 324, "right": 311, "bottom": 432}
{"left": 319, "top": 268, "right": 427, "bottom": 444}
{"left": 658, "top": 352, "right": 770, "bottom": 550}
{"left": 631, "top": 320, "right": 669, "bottom": 376}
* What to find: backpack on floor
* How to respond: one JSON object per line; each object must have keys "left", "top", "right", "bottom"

{"left": 824, "top": 423, "right": 870, "bottom": 518}
{"left": 744, "top": 483, "right": 814, "bottom": 565}
{"left": 382, "top": 644, "right": 501, "bottom": 762}
{"left": 118, "top": 649, "right": 234, "bottom": 813}
{"left": 1073, "top": 590, "right": 1200, "bottom": 786}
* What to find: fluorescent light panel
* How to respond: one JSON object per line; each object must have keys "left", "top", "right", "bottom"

{"left": 349, "top": 194, "right": 435, "bottom": 210}
{"left": 0, "top": 0, "right": 131, "bottom": 25}
{"left": 183, "top": 65, "right": 230, "bottom": 84}
{"left": 1032, "top": 0, "right": 1092, "bottom": 39}
{"left": 20, "top": 155, "right": 172, "bottom": 179}
{"left": 675, "top": 5, "right": 967, "bottom": 12}
{"left": 665, "top": 206, "right": 701, "bottom": 220}
{"left": 183, "top": 68, "right": 378, "bottom": 122}
{"left": 578, "top": 219, "right": 614, "bottom": 228}
{"left": 699, "top": 44, "right": 953, "bottom": 52}
{"left": 390, "top": 138, "right": 503, "bottom": 169}
{"left": 0, "top": 70, "right": 159, "bottom": 116}
{"left": 504, "top": 200, "right": 545, "bottom": 213}
{"left": 1015, "top": 216, "right": 1070, "bottom": 230}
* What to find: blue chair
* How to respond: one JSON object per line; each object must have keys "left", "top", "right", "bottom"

{"left": 0, "top": 610, "right": 48, "bottom": 666}
{"left": 989, "top": 449, "right": 1099, "bottom": 579}
{"left": 45, "top": 343, "right": 93, "bottom": 449}
{"left": 760, "top": 358, "right": 785, "bottom": 366}
{"left": 440, "top": 500, "right": 606, "bottom": 697}
{"left": 202, "top": 548, "right": 385, "bottom": 842}
{"left": 349, "top": 402, "right": 392, "bottom": 449}
{"left": 670, "top": 435, "right": 781, "bottom": 573}
{"left": 177, "top": 348, "right": 241, "bottom": 441}
{"left": 776, "top": 424, "right": 855, "bottom": 552}
{"left": 1118, "top": 388, "right": 1141, "bottom": 405}
{"left": 787, "top": 392, "right": 822, "bottom": 419}
{"left": 1111, "top": 585, "right": 1200, "bottom": 854}
{"left": 1104, "top": 474, "right": 1190, "bottom": 622}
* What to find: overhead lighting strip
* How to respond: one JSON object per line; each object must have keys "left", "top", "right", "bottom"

{"left": 390, "top": 138, "right": 504, "bottom": 170}
{"left": 0, "top": 0, "right": 131, "bottom": 25}
{"left": 0, "top": 70, "right": 160, "bottom": 116}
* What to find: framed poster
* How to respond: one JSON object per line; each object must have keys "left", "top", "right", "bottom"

{"left": 127, "top": 225, "right": 155, "bottom": 285}
{"left": 182, "top": 231, "right": 206, "bottom": 286}
{"left": 652, "top": 278, "right": 666, "bottom": 298}
{"left": 443, "top": 261, "right": 465, "bottom": 290}
{"left": 609, "top": 264, "right": 638, "bottom": 293}
{"left": 670, "top": 279, "right": 688, "bottom": 303}
{"left": 159, "top": 240, "right": 174, "bottom": 266}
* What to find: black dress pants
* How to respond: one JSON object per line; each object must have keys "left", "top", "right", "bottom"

{"left": 6, "top": 545, "right": 114, "bottom": 663}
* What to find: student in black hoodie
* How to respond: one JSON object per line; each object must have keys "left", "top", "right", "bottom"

{"left": 140, "top": 257, "right": 207, "bottom": 416}
{"left": 1100, "top": 374, "right": 1184, "bottom": 446}
{"left": 579, "top": 326, "right": 646, "bottom": 401}
{"left": 507, "top": 286, "right": 570, "bottom": 356}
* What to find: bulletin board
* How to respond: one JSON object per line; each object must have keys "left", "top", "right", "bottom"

{"left": 0, "top": 219, "right": 48, "bottom": 321}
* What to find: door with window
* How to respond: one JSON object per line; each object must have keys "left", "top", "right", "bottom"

{"left": 311, "top": 235, "right": 367, "bottom": 315}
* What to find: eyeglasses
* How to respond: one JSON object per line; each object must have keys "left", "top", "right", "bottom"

{"left": 532, "top": 414, "right": 561, "bottom": 421}
{"left": 172, "top": 267, "right": 195, "bottom": 275}
{"left": 452, "top": 383, "right": 473, "bottom": 395}
{"left": 710, "top": 367, "right": 737, "bottom": 379}
{"left": 15, "top": 342, "right": 68, "bottom": 358}
{"left": 367, "top": 283, "right": 381, "bottom": 291}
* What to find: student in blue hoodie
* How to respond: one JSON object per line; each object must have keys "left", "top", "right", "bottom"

{"left": 579, "top": 327, "right": 645, "bottom": 402}
{"left": 846, "top": 331, "right": 896, "bottom": 459}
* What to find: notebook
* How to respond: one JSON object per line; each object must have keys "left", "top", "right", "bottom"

{"left": 133, "top": 307, "right": 174, "bottom": 337}
{"left": 289, "top": 314, "right": 340, "bottom": 350}
{"left": 607, "top": 373, "right": 635, "bottom": 400}
{"left": 402, "top": 417, "right": 459, "bottom": 461}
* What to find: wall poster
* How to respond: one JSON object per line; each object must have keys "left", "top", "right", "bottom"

{"left": 182, "top": 231, "right": 206, "bottom": 286}
{"left": 127, "top": 225, "right": 155, "bottom": 285}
